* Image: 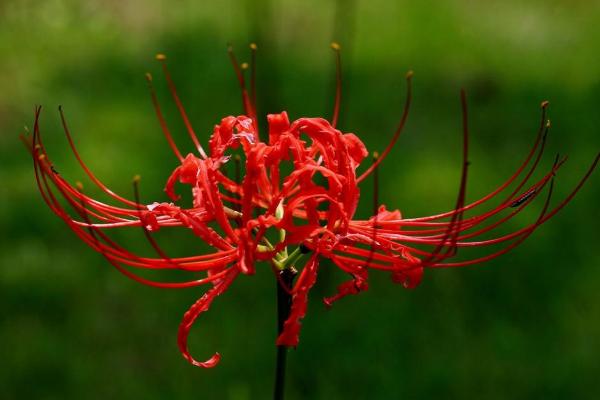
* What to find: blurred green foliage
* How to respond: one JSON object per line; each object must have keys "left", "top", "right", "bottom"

{"left": 1, "top": 0, "right": 599, "bottom": 399}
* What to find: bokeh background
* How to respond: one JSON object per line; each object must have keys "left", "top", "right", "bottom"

{"left": 1, "top": 0, "right": 599, "bottom": 398}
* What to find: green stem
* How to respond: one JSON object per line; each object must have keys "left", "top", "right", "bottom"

{"left": 273, "top": 268, "right": 296, "bottom": 400}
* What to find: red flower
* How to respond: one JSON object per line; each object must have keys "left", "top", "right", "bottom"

{"left": 24, "top": 44, "right": 599, "bottom": 368}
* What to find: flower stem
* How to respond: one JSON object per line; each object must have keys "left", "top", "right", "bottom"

{"left": 274, "top": 268, "right": 296, "bottom": 400}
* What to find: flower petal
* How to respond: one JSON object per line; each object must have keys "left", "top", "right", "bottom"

{"left": 276, "top": 254, "right": 319, "bottom": 346}
{"left": 177, "top": 269, "right": 238, "bottom": 368}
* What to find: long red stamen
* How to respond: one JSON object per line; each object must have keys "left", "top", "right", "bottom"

{"left": 132, "top": 175, "right": 183, "bottom": 269}
{"left": 433, "top": 177, "right": 556, "bottom": 268}
{"left": 227, "top": 44, "right": 256, "bottom": 126}
{"left": 365, "top": 151, "right": 379, "bottom": 269}
{"left": 537, "top": 152, "right": 599, "bottom": 225}
{"left": 51, "top": 176, "right": 232, "bottom": 283}
{"left": 156, "top": 54, "right": 208, "bottom": 158}
{"left": 330, "top": 42, "right": 342, "bottom": 129}
{"left": 357, "top": 70, "right": 413, "bottom": 183}
{"left": 418, "top": 90, "right": 469, "bottom": 266}
{"left": 58, "top": 106, "right": 141, "bottom": 207}
{"left": 34, "top": 114, "right": 234, "bottom": 274}
{"left": 249, "top": 43, "right": 258, "bottom": 116}
{"left": 145, "top": 70, "right": 184, "bottom": 161}
{"left": 404, "top": 101, "right": 550, "bottom": 222}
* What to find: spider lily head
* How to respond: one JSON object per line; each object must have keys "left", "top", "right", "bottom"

{"left": 23, "top": 43, "right": 599, "bottom": 368}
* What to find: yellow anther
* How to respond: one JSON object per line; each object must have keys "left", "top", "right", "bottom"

{"left": 330, "top": 42, "right": 341, "bottom": 51}
{"left": 155, "top": 53, "right": 167, "bottom": 61}
{"left": 406, "top": 70, "right": 414, "bottom": 79}
{"left": 250, "top": 43, "right": 257, "bottom": 50}
{"left": 145, "top": 72, "right": 153, "bottom": 82}
{"left": 241, "top": 62, "right": 249, "bottom": 70}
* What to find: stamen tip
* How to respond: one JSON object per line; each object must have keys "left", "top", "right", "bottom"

{"left": 330, "top": 42, "right": 341, "bottom": 51}
{"left": 58, "top": 105, "right": 63, "bottom": 112}
{"left": 145, "top": 72, "right": 153, "bottom": 82}
{"left": 546, "top": 119, "right": 551, "bottom": 128}
{"left": 132, "top": 174, "right": 141, "bottom": 184}
{"left": 406, "top": 70, "right": 414, "bottom": 79}
{"left": 155, "top": 53, "right": 167, "bottom": 61}
{"left": 241, "top": 62, "right": 249, "bottom": 70}
{"left": 249, "top": 42, "right": 257, "bottom": 50}
{"left": 233, "top": 154, "right": 242, "bottom": 162}
{"left": 541, "top": 100, "right": 549, "bottom": 109}
{"left": 372, "top": 151, "right": 380, "bottom": 160}
{"left": 75, "top": 181, "right": 84, "bottom": 191}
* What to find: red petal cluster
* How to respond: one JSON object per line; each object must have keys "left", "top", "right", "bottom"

{"left": 24, "top": 50, "right": 598, "bottom": 368}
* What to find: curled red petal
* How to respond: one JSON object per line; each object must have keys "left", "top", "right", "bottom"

{"left": 178, "top": 269, "right": 238, "bottom": 368}
{"left": 276, "top": 254, "right": 319, "bottom": 347}
{"left": 370, "top": 205, "right": 403, "bottom": 229}
{"left": 323, "top": 268, "right": 369, "bottom": 308}
{"left": 391, "top": 249, "right": 423, "bottom": 289}
{"left": 210, "top": 116, "right": 236, "bottom": 156}
{"left": 391, "top": 265, "right": 424, "bottom": 289}
{"left": 164, "top": 165, "right": 182, "bottom": 201}
{"left": 342, "top": 133, "right": 368, "bottom": 166}
{"left": 236, "top": 228, "right": 255, "bottom": 275}
{"left": 178, "top": 153, "right": 202, "bottom": 185}
{"left": 267, "top": 111, "right": 290, "bottom": 145}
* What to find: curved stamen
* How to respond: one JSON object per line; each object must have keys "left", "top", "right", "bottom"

{"left": 420, "top": 89, "right": 470, "bottom": 266}
{"left": 58, "top": 106, "right": 141, "bottom": 207}
{"left": 537, "top": 152, "right": 599, "bottom": 225}
{"left": 357, "top": 71, "right": 413, "bottom": 183}
{"left": 155, "top": 54, "right": 208, "bottom": 158}
{"left": 133, "top": 175, "right": 183, "bottom": 269}
{"left": 33, "top": 116, "right": 235, "bottom": 273}
{"left": 145, "top": 71, "right": 184, "bottom": 161}
{"left": 60, "top": 179, "right": 233, "bottom": 282}
{"left": 249, "top": 43, "right": 258, "bottom": 116}
{"left": 330, "top": 42, "right": 342, "bottom": 129}
{"left": 227, "top": 44, "right": 256, "bottom": 126}
{"left": 365, "top": 151, "right": 379, "bottom": 269}
{"left": 433, "top": 176, "right": 556, "bottom": 268}
{"left": 403, "top": 101, "right": 550, "bottom": 222}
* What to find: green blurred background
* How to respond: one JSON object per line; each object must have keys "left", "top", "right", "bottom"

{"left": 1, "top": 0, "right": 599, "bottom": 398}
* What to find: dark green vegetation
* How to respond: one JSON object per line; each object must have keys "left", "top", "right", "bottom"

{"left": 1, "top": 0, "right": 599, "bottom": 398}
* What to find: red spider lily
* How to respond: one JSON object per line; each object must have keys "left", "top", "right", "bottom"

{"left": 23, "top": 43, "right": 599, "bottom": 369}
